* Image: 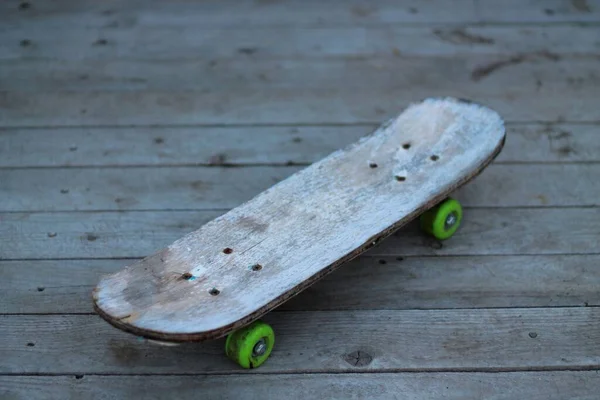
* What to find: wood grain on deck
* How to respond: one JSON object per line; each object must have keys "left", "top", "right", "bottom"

{"left": 1, "top": 0, "right": 599, "bottom": 398}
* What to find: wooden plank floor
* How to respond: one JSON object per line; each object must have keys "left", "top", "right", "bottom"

{"left": 1, "top": 0, "right": 599, "bottom": 398}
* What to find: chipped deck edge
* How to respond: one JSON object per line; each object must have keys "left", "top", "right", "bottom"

{"left": 93, "top": 111, "right": 507, "bottom": 343}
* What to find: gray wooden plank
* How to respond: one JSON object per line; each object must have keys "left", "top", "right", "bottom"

{"left": 0, "top": 166, "right": 297, "bottom": 212}
{"left": 500, "top": 123, "right": 600, "bottom": 163}
{"left": 3, "top": 25, "right": 599, "bottom": 61}
{"left": 454, "top": 164, "right": 600, "bottom": 208}
{"left": 3, "top": 0, "right": 600, "bottom": 29}
{"left": 1, "top": 308, "right": 599, "bottom": 373}
{"left": 0, "top": 211, "right": 224, "bottom": 260}
{"left": 0, "top": 125, "right": 370, "bottom": 167}
{"left": 383, "top": 207, "right": 600, "bottom": 257}
{"left": 1, "top": 255, "right": 597, "bottom": 314}
{"left": 1, "top": 164, "right": 598, "bottom": 212}
{"left": 6, "top": 55, "right": 595, "bottom": 92}
{"left": 0, "top": 208, "right": 597, "bottom": 260}
{"left": 0, "top": 123, "right": 597, "bottom": 168}
{"left": 0, "top": 0, "right": 480, "bottom": 29}
{"left": 3, "top": 55, "right": 599, "bottom": 92}
{"left": 2, "top": 372, "right": 600, "bottom": 400}
{"left": 1, "top": 56, "right": 598, "bottom": 125}
{"left": 0, "top": 259, "right": 120, "bottom": 314}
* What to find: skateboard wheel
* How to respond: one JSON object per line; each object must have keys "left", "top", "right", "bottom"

{"left": 225, "top": 320, "right": 275, "bottom": 369}
{"left": 420, "top": 198, "right": 463, "bottom": 240}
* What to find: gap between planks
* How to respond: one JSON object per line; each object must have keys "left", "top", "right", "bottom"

{"left": 0, "top": 206, "right": 597, "bottom": 216}
{"left": 3, "top": 251, "right": 600, "bottom": 261}
{"left": 2, "top": 161, "right": 600, "bottom": 171}
{"left": 2, "top": 367, "right": 600, "bottom": 376}
{"left": 3, "top": 306, "right": 600, "bottom": 317}
{"left": 2, "top": 121, "right": 600, "bottom": 129}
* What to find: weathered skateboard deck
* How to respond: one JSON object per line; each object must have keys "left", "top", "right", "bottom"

{"left": 93, "top": 97, "right": 505, "bottom": 344}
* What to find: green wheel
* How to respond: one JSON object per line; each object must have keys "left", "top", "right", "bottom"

{"left": 420, "top": 198, "right": 463, "bottom": 240}
{"left": 225, "top": 320, "right": 275, "bottom": 369}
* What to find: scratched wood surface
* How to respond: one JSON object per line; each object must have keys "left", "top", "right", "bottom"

{"left": 1, "top": 0, "right": 599, "bottom": 398}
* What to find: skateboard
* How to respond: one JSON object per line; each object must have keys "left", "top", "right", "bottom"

{"left": 93, "top": 97, "right": 506, "bottom": 369}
